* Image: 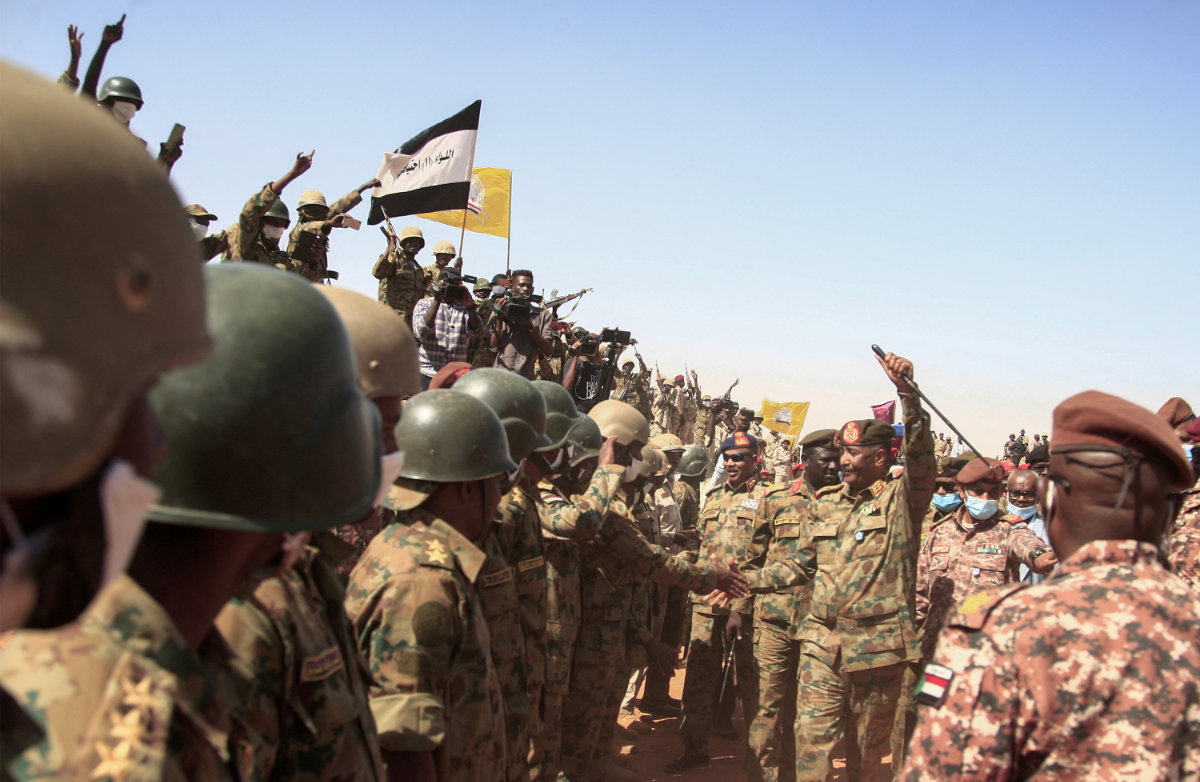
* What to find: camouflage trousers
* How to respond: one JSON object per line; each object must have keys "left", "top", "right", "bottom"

{"left": 888, "top": 662, "right": 920, "bottom": 772}
{"left": 795, "top": 652, "right": 907, "bottom": 782}
{"left": 558, "top": 619, "right": 624, "bottom": 781}
{"left": 679, "top": 610, "right": 758, "bottom": 759}
{"left": 530, "top": 624, "right": 576, "bottom": 780}
{"left": 748, "top": 620, "right": 798, "bottom": 782}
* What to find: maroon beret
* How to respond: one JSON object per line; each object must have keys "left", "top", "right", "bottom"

{"left": 956, "top": 457, "right": 1005, "bottom": 485}
{"left": 1186, "top": 418, "right": 1200, "bottom": 445}
{"left": 428, "top": 361, "right": 472, "bottom": 390}
{"left": 1156, "top": 397, "right": 1195, "bottom": 428}
{"left": 1054, "top": 390, "right": 1194, "bottom": 490}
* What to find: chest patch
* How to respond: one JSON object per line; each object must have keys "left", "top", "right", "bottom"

{"left": 300, "top": 646, "right": 344, "bottom": 682}
{"left": 741, "top": 499, "right": 761, "bottom": 510}
{"left": 914, "top": 663, "right": 954, "bottom": 706}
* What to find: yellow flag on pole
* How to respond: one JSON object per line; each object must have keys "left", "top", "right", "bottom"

{"left": 759, "top": 399, "right": 810, "bottom": 437}
{"left": 416, "top": 167, "right": 510, "bottom": 237}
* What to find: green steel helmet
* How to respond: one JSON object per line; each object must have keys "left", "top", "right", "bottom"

{"left": 533, "top": 380, "right": 582, "bottom": 449}
{"left": 640, "top": 445, "right": 665, "bottom": 478}
{"left": 453, "top": 368, "right": 551, "bottom": 460}
{"left": 393, "top": 390, "right": 517, "bottom": 482}
{"left": 565, "top": 415, "right": 603, "bottom": 466}
{"left": 588, "top": 400, "right": 649, "bottom": 446}
{"left": 319, "top": 286, "right": 420, "bottom": 398}
{"left": 147, "top": 264, "right": 381, "bottom": 533}
{"left": 677, "top": 445, "right": 711, "bottom": 478}
{"left": 264, "top": 198, "right": 290, "bottom": 224}
{"left": 97, "top": 76, "right": 143, "bottom": 108}
{"left": 1, "top": 63, "right": 209, "bottom": 496}
{"left": 297, "top": 189, "right": 327, "bottom": 209}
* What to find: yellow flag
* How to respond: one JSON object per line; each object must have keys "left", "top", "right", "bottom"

{"left": 759, "top": 399, "right": 810, "bottom": 437}
{"left": 417, "top": 167, "right": 510, "bottom": 238}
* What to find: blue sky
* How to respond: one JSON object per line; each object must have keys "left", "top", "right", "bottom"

{"left": 3, "top": 1, "right": 1196, "bottom": 454}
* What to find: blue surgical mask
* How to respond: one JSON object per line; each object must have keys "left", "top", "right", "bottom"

{"left": 1007, "top": 501, "right": 1037, "bottom": 520}
{"left": 965, "top": 496, "right": 999, "bottom": 520}
{"left": 932, "top": 493, "right": 962, "bottom": 511}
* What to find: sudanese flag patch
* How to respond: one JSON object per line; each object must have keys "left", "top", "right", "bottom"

{"left": 914, "top": 663, "right": 954, "bottom": 706}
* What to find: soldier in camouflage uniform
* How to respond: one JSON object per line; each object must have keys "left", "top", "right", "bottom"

{"left": 650, "top": 375, "right": 683, "bottom": 438}
{"left": 737, "top": 429, "right": 840, "bottom": 782}
{"left": 668, "top": 431, "right": 766, "bottom": 774}
{"left": 902, "top": 390, "right": 1200, "bottom": 779}
{"left": 185, "top": 202, "right": 229, "bottom": 260}
{"left": 0, "top": 66, "right": 211, "bottom": 778}
{"left": 373, "top": 224, "right": 427, "bottom": 326}
{"left": 220, "top": 152, "right": 313, "bottom": 266}
{"left": 285, "top": 180, "right": 378, "bottom": 283}
{"left": 915, "top": 457, "right": 1057, "bottom": 661}
{"left": 922, "top": 459, "right": 966, "bottom": 544}
{"left": 1157, "top": 398, "right": 1200, "bottom": 591}
{"left": 611, "top": 353, "right": 653, "bottom": 423}
{"left": 677, "top": 370, "right": 701, "bottom": 443}
{"left": 2, "top": 265, "right": 381, "bottom": 781}
{"left": 559, "top": 401, "right": 750, "bottom": 781}
{"left": 422, "top": 240, "right": 460, "bottom": 293}
{"left": 735, "top": 352, "right": 934, "bottom": 781}
{"left": 346, "top": 391, "right": 516, "bottom": 782}
{"left": 454, "top": 369, "right": 557, "bottom": 781}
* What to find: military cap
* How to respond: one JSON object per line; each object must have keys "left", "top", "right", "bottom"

{"left": 956, "top": 457, "right": 1005, "bottom": 485}
{"left": 720, "top": 431, "right": 758, "bottom": 453}
{"left": 1052, "top": 390, "right": 1194, "bottom": 490}
{"left": 674, "top": 374, "right": 685, "bottom": 384}
{"left": 1185, "top": 418, "right": 1200, "bottom": 444}
{"left": 836, "top": 419, "right": 895, "bottom": 448}
{"left": 428, "top": 361, "right": 472, "bottom": 389}
{"left": 473, "top": 278, "right": 491, "bottom": 294}
{"left": 1026, "top": 443, "right": 1050, "bottom": 463}
{"left": 799, "top": 428, "right": 837, "bottom": 450}
{"left": 1156, "top": 397, "right": 1195, "bottom": 428}
{"left": 184, "top": 203, "right": 217, "bottom": 222}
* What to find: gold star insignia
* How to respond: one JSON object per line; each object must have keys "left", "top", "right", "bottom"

{"left": 426, "top": 540, "right": 449, "bottom": 565}
{"left": 92, "top": 738, "right": 133, "bottom": 781}
{"left": 120, "top": 676, "right": 159, "bottom": 716}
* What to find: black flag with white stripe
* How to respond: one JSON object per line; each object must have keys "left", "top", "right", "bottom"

{"left": 367, "top": 100, "right": 481, "bottom": 224}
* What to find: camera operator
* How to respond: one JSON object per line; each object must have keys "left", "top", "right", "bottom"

{"left": 488, "top": 268, "right": 555, "bottom": 379}
{"left": 561, "top": 329, "right": 605, "bottom": 412}
{"left": 412, "top": 269, "right": 481, "bottom": 390}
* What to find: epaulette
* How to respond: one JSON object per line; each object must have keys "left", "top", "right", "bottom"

{"left": 814, "top": 484, "right": 842, "bottom": 499}
{"left": 765, "top": 484, "right": 791, "bottom": 497}
{"left": 704, "top": 484, "right": 723, "bottom": 497}
{"left": 998, "top": 513, "right": 1025, "bottom": 524}
{"left": 946, "top": 582, "right": 1027, "bottom": 631}
{"left": 412, "top": 528, "right": 455, "bottom": 570}
{"left": 868, "top": 479, "right": 887, "bottom": 497}
{"left": 928, "top": 514, "right": 954, "bottom": 532}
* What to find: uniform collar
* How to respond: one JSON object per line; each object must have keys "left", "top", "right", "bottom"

{"left": 1058, "top": 539, "right": 1164, "bottom": 574}
{"left": 724, "top": 477, "right": 756, "bottom": 494}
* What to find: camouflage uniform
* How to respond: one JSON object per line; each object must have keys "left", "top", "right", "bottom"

{"left": 344, "top": 510, "right": 506, "bottom": 782}
{"left": 650, "top": 383, "right": 681, "bottom": 438}
{"left": 0, "top": 575, "right": 240, "bottom": 781}
{"left": 470, "top": 299, "right": 500, "bottom": 368}
{"left": 901, "top": 539, "right": 1200, "bottom": 779}
{"left": 532, "top": 467, "right": 624, "bottom": 781}
{"left": 764, "top": 436, "right": 792, "bottom": 485}
{"left": 422, "top": 261, "right": 449, "bottom": 294}
{"left": 286, "top": 189, "right": 364, "bottom": 282}
{"left": 1164, "top": 475, "right": 1200, "bottom": 590}
{"left": 559, "top": 476, "right": 721, "bottom": 781}
{"left": 372, "top": 246, "right": 425, "bottom": 326}
{"left": 693, "top": 405, "right": 713, "bottom": 449}
{"left": 211, "top": 546, "right": 385, "bottom": 781}
{"left": 747, "top": 396, "right": 934, "bottom": 781}
{"left": 915, "top": 508, "right": 1047, "bottom": 661}
{"left": 678, "top": 479, "right": 765, "bottom": 763}
{"left": 737, "top": 482, "right": 819, "bottom": 782}
{"left": 199, "top": 231, "right": 231, "bottom": 261}
{"left": 219, "top": 183, "right": 291, "bottom": 267}
{"left": 677, "top": 387, "right": 698, "bottom": 443}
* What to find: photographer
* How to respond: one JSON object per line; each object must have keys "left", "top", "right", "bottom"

{"left": 561, "top": 329, "right": 605, "bottom": 412}
{"left": 412, "top": 269, "right": 481, "bottom": 390}
{"left": 488, "top": 268, "right": 555, "bottom": 379}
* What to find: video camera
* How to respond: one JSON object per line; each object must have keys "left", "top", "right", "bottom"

{"left": 431, "top": 269, "right": 478, "bottom": 299}
{"left": 502, "top": 292, "right": 544, "bottom": 321}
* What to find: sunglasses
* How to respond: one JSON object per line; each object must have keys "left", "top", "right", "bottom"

{"left": 724, "top": 453, "right": 751, "bottom": 463}
{"left": 934, "top": 482, "right": 957, "bottom": 492}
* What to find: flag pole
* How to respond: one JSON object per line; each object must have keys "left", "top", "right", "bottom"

{"left": 505, "top": 171, "right": 512, "bottom": 275}
{"left": 458, "top": 207, "right": 468, "bottom": 266}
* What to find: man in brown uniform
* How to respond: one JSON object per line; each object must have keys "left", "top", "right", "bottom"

{"left": 1157, "top": 397, "right": 1199, "bottom": 591}
{"left": 902, "top": 391, "right": 1200, "bottom": 779}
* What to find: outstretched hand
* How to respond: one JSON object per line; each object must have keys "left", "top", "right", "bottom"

{"left": 712, "top": 556, "right": 749, "bottom": 598}
{"left": 67, "top": 25, "right": 83, "bottom": 60}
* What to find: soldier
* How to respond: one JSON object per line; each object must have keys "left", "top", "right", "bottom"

{"left": 454, "top": 369, "right": 557, "bottom": 781}
{"left": 729, "top": 352, "right": 935, "bottom": 781}
{"left": 345, "top": 391, "right": 515, "bottom": 782}
{"left": 677, "top": 370, "right": 701, "bottom": 443}
{"left": 650, "top": 374, "right": 683, "bottom": 438}
{"left": 1, "top": 264, "right": 382, "bottom": 780}
{"left": 693, "top": 394, "right": 714, "bottom": 448}
{"left": 901, "top": 391, "right": 1200, "bottom": 778}
{"left": 316, "top": 287, "right": 421, "bottom": 577}
{"left": 559, "top": 401, "right": 750, "bottom": 781}
{"left": 738, "top": 428, "right": 840, "bottom": 782}
{"left": 0, "top": 64, "right": 210, "bottom": 771}
{"left": 668, "top": 431, "right": 766, "bottom": 773}
{"left": 185, "top": 203, "right": 227, "bottom": 260}
{"left": 1025, "top": 441, "right": 1051, "bottom": 477}
{"left": 612, "top": 351, "right": 653, "bottom": 423}
{"left": 423, "top": 240, "right": 461, "bottom": 292}
{"left": 1157, "top": 397, "right": 1199, "bottom": 591}
{"left": 922, "top": 460, "right": 964, "bottom": 544}
{"left": 915, "top": 457, "right": 1057, "bottom": 661}
{"left": 286, "top": 180, "right": 378, "bottom": 283}
{"left": 373, "top": 224, "right": 427, "bottom": 326}
{"left": 764, "top": 430, "right": 794, "bottom": 485}
{"left": 220, "top": 152, "right": 314, "bottom": 266}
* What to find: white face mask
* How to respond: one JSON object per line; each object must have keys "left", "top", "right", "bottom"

{"left": 261, "top": 225, "right": 286, "bottom": 241}
{"left": 110, "top": 101, "right": 137, "bottom": 124}
{"left": 544, "top": 448, "right": 565, "bottom": 473}
{"left": 192, "top": 221, "right": 209, "bottom": 239}
{"left": 99, "top": 458, "right": 161, "bottom": 587}
{"left": 623, "top": 458, "right": 642, "bottom": 484}
{"left": 1007, "top": 499, "right": 1038, "bottom": 520}
{"left": 374, "top": 451, "right": 406, "bottom": 508}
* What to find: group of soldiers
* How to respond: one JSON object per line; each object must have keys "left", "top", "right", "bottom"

{"left": 4, "top": 44, "right": 1200, "bottom": 782}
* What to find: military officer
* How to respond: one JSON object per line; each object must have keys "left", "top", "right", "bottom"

{"left": 901, "top": 391, "right": 1200, "bottom": 779}
{"left": 286, "top": 180, "right": 378, "bottom": 283}
{"left": 373, "top": 224, "right": 427, "bottom": 326}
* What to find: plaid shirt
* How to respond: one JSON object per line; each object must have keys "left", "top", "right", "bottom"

{"left": 412, "top": 296, "right": 481, "bottom": 377}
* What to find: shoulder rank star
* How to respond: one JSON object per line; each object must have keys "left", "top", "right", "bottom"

{"left": 914, "top": 663, "right": 954, "bottom": 706}
{"left": 426, "top": 540, "right": 449, "bottom": 565}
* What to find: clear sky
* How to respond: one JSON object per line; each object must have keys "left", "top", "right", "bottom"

{"left": 3, "top": 1, "right": 1196, "bottom": 455}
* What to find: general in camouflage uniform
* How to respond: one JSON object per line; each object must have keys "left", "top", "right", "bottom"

{"left": 744, "top": 353, "right": 934, "bottom": 781}
{"left": 738, "top": 428, "right": 839, "bottom": 782}
{"left": 902, "top": 391, "right": 1200, "bottom": 779}
{"left": 212, "top": 546, "right": 386, "bottom": 781}
{"left": 915, "top": 457, "right": 1055, "bottom": 661}
{"left": 670, "top": 431, "right": 765, "bottom": 774}
{"left": 373, "top": 225, "right": 427, "bottom": 326}
{"left": 286, "top": 181, "right": 376, "bottom": 283}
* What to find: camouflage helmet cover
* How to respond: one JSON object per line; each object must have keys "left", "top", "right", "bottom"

{"left": 297, "top": 189, "right": 328, "bottom": 209}
{"left": 588, "top": 400, "right": 650, "bottom": 446}
{"left": 432, "top": 240, "right": 456, "bottom": 256}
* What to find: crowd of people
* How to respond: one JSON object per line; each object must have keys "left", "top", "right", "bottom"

{"left": 2, "top": 21, "right": 1200, "bottom": 782}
